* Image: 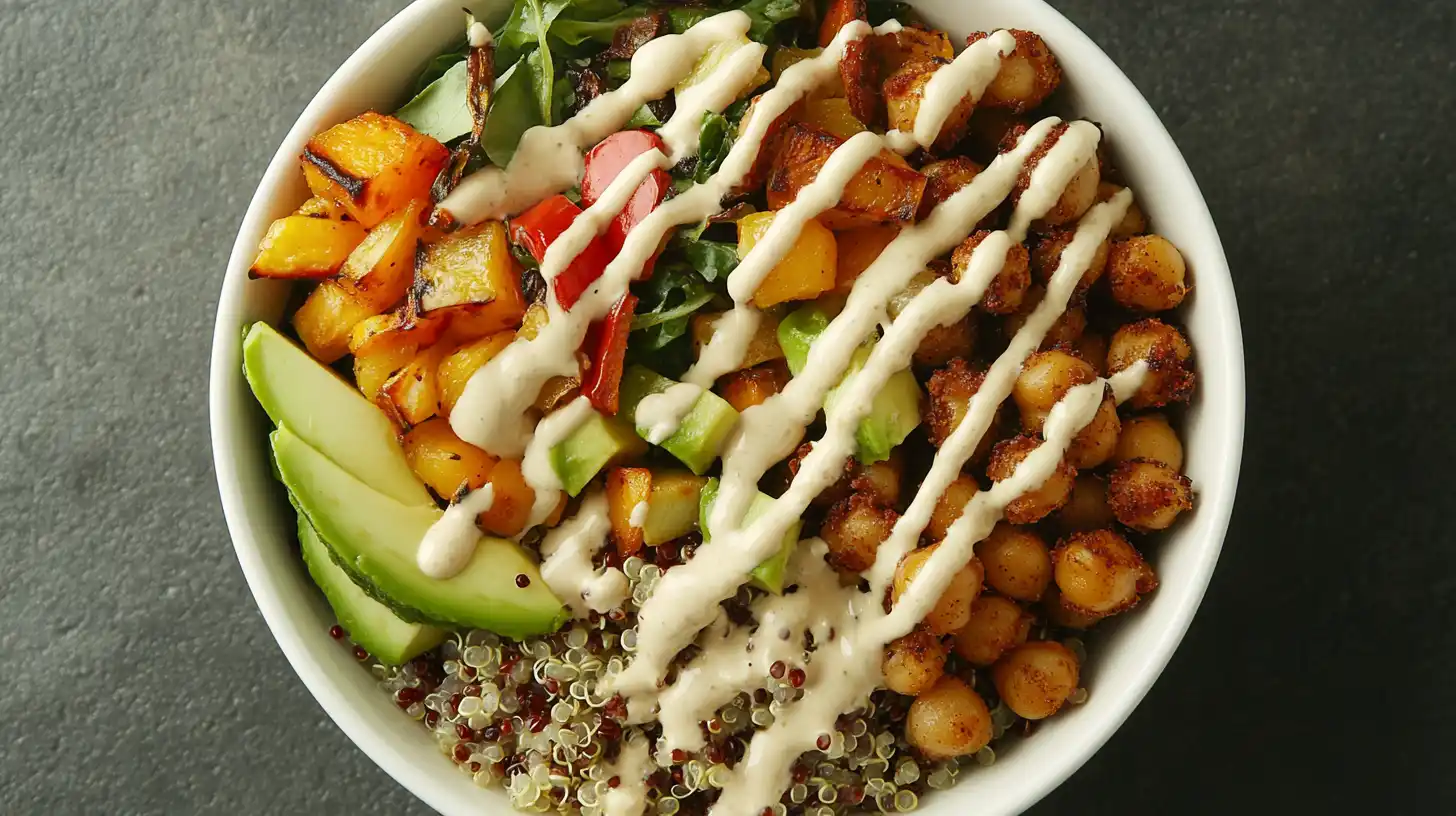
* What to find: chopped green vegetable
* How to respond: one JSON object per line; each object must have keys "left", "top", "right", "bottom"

{"left": 395, "top": 60, "right": 473, "bottom": 143}
{"left": 630, "top": 264, "right": 718, "bottom": 350}
{"left": 484, "top": 53, "right": 548, "bottom": 167}
{"left": 678, "top": 236, "right": 739, "bottom": 283}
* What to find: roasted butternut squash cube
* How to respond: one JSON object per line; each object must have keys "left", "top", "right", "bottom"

{"left": 884, "top": 59, "right": 974, "bottom": 154}
{"left": 249, "top": 216, "right": 367, "bottom": 279}
{"left": 834, "top": 225, "right": 900, "bottom": 294}
{"left": 767, "top": 124, "right": 926, "bottom": 229}
{"left": 412, "top": 220, "right": 525, "bottom": 341}
{"left": 839, "top": 38, "right": 883, "bottom": 129}
{"left": 607, "top": 467, "right": 653, "bottom": 557}
{"left": 771, "top": 47, "right": 844, "bottom": 100}
{"left": 718, "top": 360, "right": 791, "bottom": 413}
{"left": 737, "top": 211, "right": 837, "bottom": 308}
{"left": 798, "top": 98, "right": 866, "bottom": 140}
{"left": 349, "top": 310, "right": 446, "bottom": 400}
{"left": 437, "top": 331, "right": 515, "bottom": 417}
{"left": 379, "top": 343, "right": 445, "bottom": 427}
{"left": 873, "top": 26, "right": 954, "bottom": 76}
{"left": 295, "top": 196, "right": 353, "bottom": 220}
{"left": 301, "top": 112, "right": 449, "bottom": 228}
{"left": 691, "top": 311, "right": 785, "bottom": 371}
{"left": 402, "top": 417, "right": 496, "bottom": 500}
{"left": 918, "top": 157, "right": 985, "bottom": 221}
{"left": 354, "top": 336, "right": 418, "bottom": 403}
{"left": 337, "top": 202, "right": 423, "bottom": 312}
{"left": 292, "top": 280, "right": 377, "bottom": 363}
{"left": 736, "top": 94, "right": 802, "bottom": 196}
{"left": 477, "top": 459, "right": 534, "bottom": 538}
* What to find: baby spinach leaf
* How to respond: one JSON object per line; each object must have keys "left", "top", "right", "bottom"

{"left": 625, "top": 104, "right": 663, "bottom": 130}
{"left": 694, "top": 112, "right": 735, "bottom": 183}
{"left": 679, "top": 237, "right": 740, "bottom": 282}
{"left": 395, "top": 60, "right": 473, "bottom": 143}
{"left": 737, "top": 0, "right": 807, "bottom": 42}
{"left": 630, "top": 263, "right": 716, "bottom": 350}
{"left": 484, "top": 53, "right": 548, "bottom": 167}
{"left": 495, "top": 0, "right": 571, "bottom": 124}
{"left": 413, "top": 47, "right": 470, "bottom": 96}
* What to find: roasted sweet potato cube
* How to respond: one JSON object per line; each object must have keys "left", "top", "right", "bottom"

{"left": 736, "top": 94, "right": 802, "bottom": 196}
{"left": 295, "top": 196, "right": 353, "bottom": 220}
{"left": 834, "top": 225, "right": 900, "bottom": 294}
{"left": 302, "top": 112, "right": 449, "bottom": 228}
{"left": 718, "top": 360, "right": 791, "bottom": 413}
{"left": 771, "top": 48, "right": 844, "bottom": 100}
{"left": 607, "top": 467, "right": 653, "bottom": 556}
{"left": 379, "top": 343, "right": 445, "bottom": 427}
{"left": 349, "top": 310, "right": 446, "bottom": 400}
{"left": 354, "top": 335, "right": 418, "bottom": 403}
{"left": 477, "top": 459, "right": 534, "bottom": 538}
{"left": 918, "top": 157, "right": 985, "bottom": 221}
{"left": 873, "top": 26, "right": 954, "bottom": 76}
{"left": 402, "top": 417, "right": 496, "bottom": 500}
{"left": 437, "top": 331, "right": 515, "bottom": 417}
{"left": 412, "top": 220, "right": 525, "bottom": 341}
{"left": 249, "top": 216, "right": 367, "bottom": 279}
{"left": 292, "top": 280, "right": 378, "bottom": 364}
{"left": 737, "top": 211, "right": 837, "bottom": 308}
{"left": 691, "top": 311, "right": 785, "bottom": 371}
{"left": 839, "top": 38, "right": 883, "bottom": 129}
{"left": 797, "top": 97, "right": 866, "bottom": 140}
{"left": 336, "top": 202, "right": 423, "bottom": 312}
{"left": 884, "top": 59, "right": 974, "bottom": 154}
{"left": 767, "top": 124, "right": 926, "bottom": 229}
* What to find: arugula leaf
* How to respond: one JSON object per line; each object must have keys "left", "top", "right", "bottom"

{"left": 551, "top": 9, "right": 643, "bottom": 50}
{"left": 679, "top": 237, "right": 740, "bottom": 282}
{"left": 630, "top": 263, "right": 716, "bottom": 350}
{"left": 494, "top": 0, "right": 571, "bottom": 124}
{"left": 395, "top": 60, "right": 473, "bottom": 143}
{"left": 484, "top": 53, "right": 548, "bottom": 167}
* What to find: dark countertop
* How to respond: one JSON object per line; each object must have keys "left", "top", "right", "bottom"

{"left": 1, "top": 0, "right": 1451, "bottom": 812}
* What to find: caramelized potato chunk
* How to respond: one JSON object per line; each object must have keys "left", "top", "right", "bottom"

{"left": 606, "top": 467, "right": 653, "bottom": 557}
{"left": 292, "top": 280, "right": 377, "bottom": 364}
{"left": 475, "top": 459, "right": 535, "bottom": 538}
{"left": 917, "top": 157, "right": 984, "bottom": 222}
{"left": 834, "top": 225, "right": 900, "bottom": 294}
{"left": 767, "top": 124, "right": 926, "bottom": 229}
{"left": 873, "top": 26, "right": 954, "bottom": 76}
{"left": 350, "top": 310, "right": 445, "bottom": 401}
{"left": 437, "top": 331, "right": 515, "bottom": 416}
{"left": 250, "top": 216, "right": 367, "bottom": 279}
{"left": 884, "top": 59, "right": 974, "bottom": 154}
{"left": 302, "top": 112, "right": 449, "bottom": 228}
{"left": 691, "top": 310, "right": 786, "bottom": 371}
{"left": 379, "top": 343, "right": 446, "bottom": 427}
{"left": 336, "top": 201, "right": 423, "bottom": 311}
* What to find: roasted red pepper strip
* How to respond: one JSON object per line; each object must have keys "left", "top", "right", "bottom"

{"left": 581, "top": 130, "right": 671, "bottom": 277}
{"left": 581, "top": 293, "right": 638, "bottom": 414}
{"left": 508, "top": 195, "right": 615, "bottom": 311}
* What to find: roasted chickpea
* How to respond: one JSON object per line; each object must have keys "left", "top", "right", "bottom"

{"left": 1068, "top": 386, "right": 1121, "bottom": 469}
{"left": 822, "top": 493, "right": 899, "bottom": 573}
{"left": 927, "top": 474, "right": 979, "bottom": 541}
{"left": 1108, "top": 235, "right": 1189, "bottom": 312}
{"left": 1030, "top": 228, "right": 1109, "bottom": 292}
{"left": 992, "top": 641, "right": 1080, "bottom": 720}
{"left": 926, "top": 360, "right": 998, "bottom": 458}
{"left": 893, "top": 543, "right": 984, "bottom": 635}
{"left": 788, "top": 444, "right": 903, "bottom": 508}
{"left": 977, "top": 523, "right": 1052, "bottom": 601}
{"left": 1056, "top": 474, "right": 1114, "bottom": 533}
{"left": 1112, "top": 413, "right": 1184, "bottom": 470}
{"left": 1042, "top": 586, "right": 1104, "bottom": 630}
{"left": 918, "top": 156, "right": 984, "bottom": 222}
{"left": 1107, "top": 459, "right": 1194, "bottom": 531}
{"left": 952, "top": 594, "right": 1033, "bottom": 666}
{"left": 883, "top": 629, "right": 948, "bottom": 696}
{"left": 1107, "top": 318, "right": 1195, "bottom": 409}
{"left": 986, "top": 435, "right": 1076, "bottom": 524}
{"left": 972, "top": 30, "right": 1061, "bottom": 113}
{"left": 905, "top": 675, "right": 994, "bottom": 760}
{"left": 1013, "top": 349, "right": 1096, "bottom": 433}
{"left": 1004, "top": 285, "right": 1087, "bottom": 349}
{"left": 1097, "top": 182, "right": 1148, "bottom": 238}
{"left": 1037, "top": 157, "right": 1101, "bottom": 229}
{"left": 1052, "top": 528, "right": 1157, "bottom": 616}
{"left": 952, "top": 231, "right": 1031, "bottom": 315}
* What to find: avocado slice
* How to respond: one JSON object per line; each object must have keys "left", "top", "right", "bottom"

{"left": 777, "top": 306, "right": 922, "bottom": 464}
{"left": 642, "top": 471, "right": 708, "bottom": 547}
{"left": 298, "top": 514, "right": 445, "bottom": 665}
{"left": 619, "top": 366, "right": 740, "bottom": 475}
{"left": 698, "top": 478, "right": 799, "bottom": 594}
{"left": 551, "top": 412, "right": 648, "bottom": 497}
{"left": 274, "top": 426, "right": 569, "bottom": 637}
{"left": 243, "top": 322, "right": 432, "bottom": 508}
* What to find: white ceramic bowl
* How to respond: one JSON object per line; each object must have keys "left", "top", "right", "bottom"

{"left": 210, "top": 0, "right": 1244, "bottom": 812}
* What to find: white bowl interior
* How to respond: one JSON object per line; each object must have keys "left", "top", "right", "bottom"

{"left": 209, "top": 1, "right": 1243, "bottom": 813}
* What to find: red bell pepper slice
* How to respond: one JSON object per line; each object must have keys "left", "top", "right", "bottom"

{"left": 581, "top": 130, "right": 671, "bottom": 276}
{"left": 508, "top": 195, "right": 615, "bottom": 311}
{"left": 581, "top": 293, "right": 638, "bottom": 415}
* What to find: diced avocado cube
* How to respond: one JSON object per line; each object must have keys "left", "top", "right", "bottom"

{"left": 643, "top": 471, "right": 709, "bottom": 547}
{"left": 551, "top": 411, "right": 648, "bottom": 497}
{"left": 620, "top": 366, "right": 740, "bottom": 475}
{"left": 777, "top": 306, "right": 923, "bottom": 464}
{"left": 698, "top": 478, "right": 800, "bottom": 594}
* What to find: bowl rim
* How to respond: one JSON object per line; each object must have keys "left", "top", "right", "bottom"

{"left": 209, "top": 1, "right": 1244, "bottom": 814}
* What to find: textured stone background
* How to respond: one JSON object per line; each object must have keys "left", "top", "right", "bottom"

{"left": 1, "top": 0, "right": 1452, "bottom": 813}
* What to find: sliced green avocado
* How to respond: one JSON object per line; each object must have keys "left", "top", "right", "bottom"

{"left": 298, "top": 514, "right": 445, "bottom": 665}
{"left": 619, "top": 366, "right": 740, "bottom": 475}
{"left": 642, "top": 471, "right": 708, "bottom": 547}
{"left": 698, "top": 478, "right": 799, "bottom": 594}
{"left": 777, "top": 306, "right": 922, "bottom": 465}
{"left": 274, "top": 426, "right": 569, "bottom": 637}
{"left": 242, "top": 322, "right": 432, "bottom": 508}
{"left": 551, "top": 411, "right": 648, "bottom": 497}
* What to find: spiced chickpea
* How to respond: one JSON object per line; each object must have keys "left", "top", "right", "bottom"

{"left": 1037, "top": 157, "right": 1101, "bottom": 229}
{"left": 972, "top": 30, "right": 1061, "bottom": 113}
{"left": 1107, "top": 459, "right": 1194, "bottom": 532}
{"left": 1030, "top": 228, "right": 1109, "bottom": 292}
{"left": 986, "top": 435, "right": 1076, "bottom": 524}
{"left": 1042, "top": 586, "right": 1104, "bottom": 630}
{"left": 893, "top": 543, "right": 985, "bottom": 635}
{"left": 1097, "top": 182, "right": 1148, "bottom": 238}
{"left": 883, "top": 629, "right": 948, "bottom": 696}
{"left": 952, "top": 594, "right": 1033, "bottom": 666}
{"left": 927, "top": 474, "right": 979, "bottom": 541}
{"left": 992, "top": 641, "right": 1081, "bottom": 720}
{"left": 1068, "top": 386, "right": 1121, "bottom": 469}
{"left": 1056, "top": 474, "right": 1115, "bottom": 533}
{"left": 1108, "top": 235, "right": 1189, "bottom": 312}
{"left": 1051, "top": 529, "right": 1157, "bottom": 616}
{"left": 1112, "top": 413, "right": 1184, "bottom": 470}
{"left": 1005, "top": 285, "right": 1087, "bottom": 349}
{"left": 976, "top": 523, "right": 1052, "bottom": 601}
{"left": 926, "top": 360, "right": 999, "bottom": 459}
{"left": 1012, "top": 349, "right": 1096, "bottom": 433}
{"left": 1107, "top": 318, "right": 1195, "bottom": 409}
{"left": 905, "top": 676, "right": 994, "bottom": 760}
{"left": 951, "top": 231, "right": 1031, "bottom": 315}
{"left": 821, "top": 493, "right": 898, "bottom": 574}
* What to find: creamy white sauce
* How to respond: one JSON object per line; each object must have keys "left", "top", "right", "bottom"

{"left": 539, "top": 492, "right": 630, "bottom": 616}
{"left": 628, "top": 500, "right": 650, "bottom": 530}
{"left": 899, "top": 29, "right": 1014, "bottom": 152}
{"left": 415, "top": 485, "right": 495, "bottom": 579}
{"left": 520, "top": 395, "right": 596, "bottom": 532}
{"left": 600, "top": 732, "right": 653, "bottom": 816}
{"left": 634, "top": 382, "right": 702, "bottom": 445}
{"left": 467, "top": 21, "right": 492, "bottom": 49}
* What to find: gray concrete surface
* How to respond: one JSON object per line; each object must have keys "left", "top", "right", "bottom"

{"left": 1, "top": 0, "right": 1452, "bottom": 813}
